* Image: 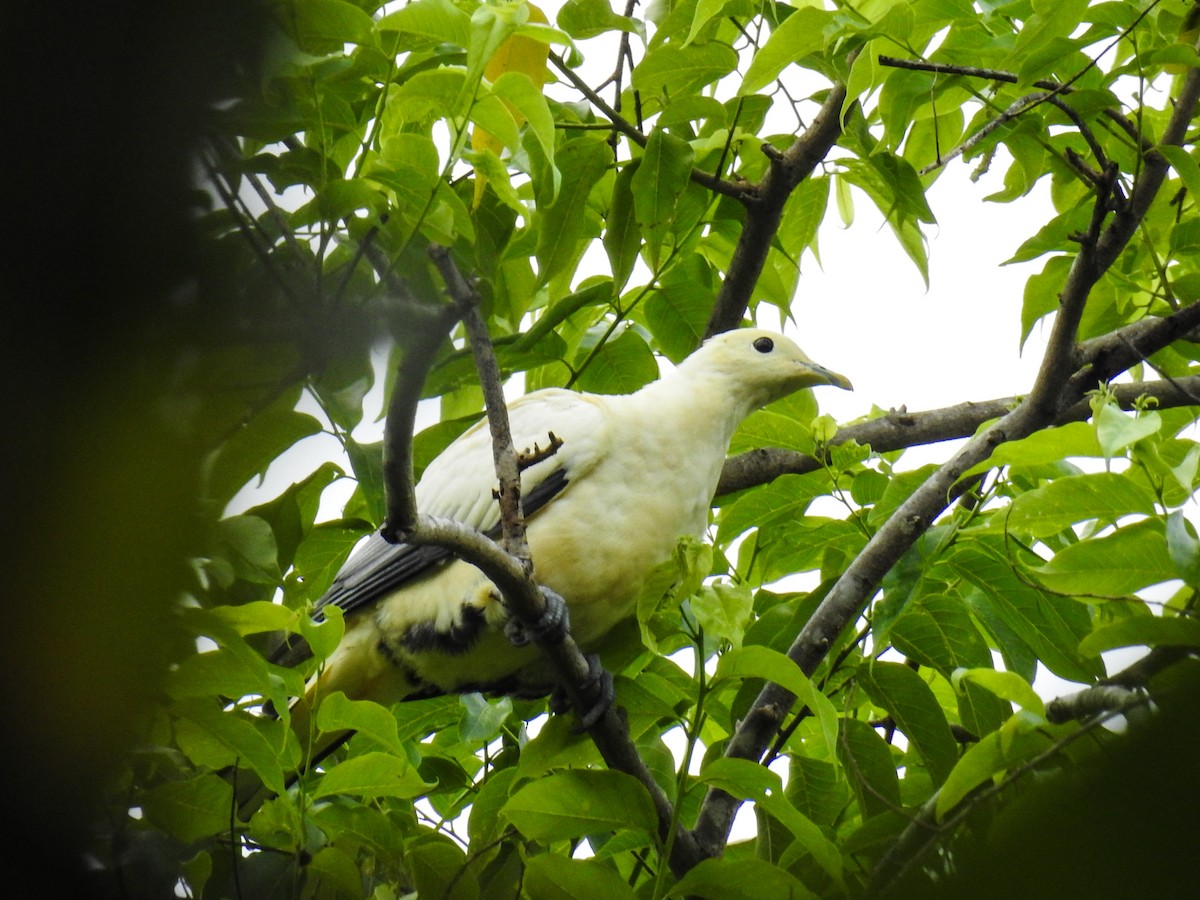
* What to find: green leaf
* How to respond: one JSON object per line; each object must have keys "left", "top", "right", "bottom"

{"left": 469, "top": 92, "right": 521, "bottom": 150}
{"left": 289, "top": 0, "right": 377, "bottom": 50}
{"left": 493, "top": 71, "right": 556, "bottom": 168}
{"left": 665, "top": 858, "right": 818, "bottom": 900}
{"left": 718, "top": 645, "right": 839, "bottom": 763}
{"left": 861, "top": 661, "right": 958, "bottom": 786}
{"left": 142, "top": 774, "right": 235, "bottom": 843}
{"left": 632, "top": 127, "right": 695, "bottom": 270}
{"left": 691, "top": 581, "right": 754, "bottom": 649}
{"left": 536, "top": 137, "right": 610, "bottom": 285}
{"left": 936, "top": 730, "right": 1003, "bottom": 819}
{"left": 205, "top": 408, "right": 322, "bottom": 505}
{"left": 837, "top": 717, "right": 901, "bottom": 820}
{"left": 604, "top": 162, "right": 641, "bottom": 293}
{"left": 643, "top": 272, "right": 712, "bottom": 362}
{"left": 370, "top": 132, "right": 443, "bottom": 228}
{"left": 947, "top": 541, "right": 1101, "bottom": 683}
{"left": 1005, "top": 472, "right": 1158, "bottom": 537}
{"left": 963, "top": 421, "right": 1102, "bottom": 478}
{"left": 633, "top": 42, "right": 739, "bottom": 100}
{"left": 1034, "top": 519, "right": 1178, "bottom": 597}
{"left": 1167, "top": 510, "right": 1200, "bottom": 588}
{"left": 523, "top": 855, "right": 637, "bottom": 900}
{"left": 389, "top": 68, "right": 465, "bottom": 126}
{"left": 312, "top": 751, "right": 435, "bottom": 800}
{"left": 779, "top": 176, "right": 830, "bottom": 266}
{"left": 501, "top": 769, "right": 657, "bottom": 840}
{"left": 379, "top": 0, "right": 471, "bottom": 46}
{"left": 304, "top": 847, "right": 362, "bottom": 898}
{"left": 464, "top": 0, "right": 526, "bottom": 100}
{"left": 1078, "top": 616, "right": 1200, "bottom": 656}
{"left": 459, "top": 693, "right": 513, "bottom": 742}
{"left": 557, "top": 0, "right": 643, "bottom": 40}
{"left": 1095, "top": 404, "right": 1162, "bottom": 461}
{"left": 1160, "top": 145, "right": 1200, "bottom": 201}
{"left": 637, "top": 536, "right": 712, "bottom": 653}
{"left": 834, "top": 171, "right": 854, "bottom": 226}
{"left": 685, "top": 0, "right": 736, "bottom": 45}
{"left": 301, "top": 604, "right": 345, "bottom": 662}
{"left": 468, "top": 767, "right": 519, "bottom": 847}
{"left": 209, "top": 599, "right": 297, "bottom": 635}
{"left": 716, "top": 475, "right": 824, "bottom": 545}
{"left": 952, "top": 667, "right": 1045, "bottom": 717}
{"left": 315, "top": 693, "right": 405, "bottom": 757}
{"left": 739, "top": 7, "right": 832, "bottom": 96}
{"left": 700, "top": 758, "right": 843, "bottom": 886}
{"left": 888, "top": 592, "right": 993, "bottom": 678}
{"left": 309, "top": 804, "right": 407, "bottom": 862}
{"left": 213, "top": 515, "right": 280, "bottom": 584}
{"left": 290, "top": 519, "right": 371, "bottom": 604}
{"left": 166, "top": 645, "right": 302, "bottom": 703}
{"left": 173, "top": 702, "right": 293, "bottom": 798}
{"left": 574, "top": 327, "right": 659, "bottom": 395}
{"left": 345, "top": 438, "right": 385, "bottom": 526}
{"left": 406, "top": 834, "right": 478, "bottom": 900}
{"left": 786, "top": 756, "right": 847, "bottom": 827}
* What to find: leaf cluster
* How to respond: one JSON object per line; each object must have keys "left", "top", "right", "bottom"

{"left": 89, "top": 1, "right": 1200, "bottom": 898}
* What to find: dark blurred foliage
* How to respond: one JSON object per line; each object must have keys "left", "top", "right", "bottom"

{"left": 892, "top": 662, "right": 1200, "bottom": 900}
{"left": 0, "top": 3, "right": 268, "bottom": 895}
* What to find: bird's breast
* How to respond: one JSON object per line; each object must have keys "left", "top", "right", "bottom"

{"left": 525, "top": 439, "right": 724, "bottom": 645}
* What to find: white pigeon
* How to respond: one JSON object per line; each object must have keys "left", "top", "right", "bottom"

{"left": 253, "top": 328, "right": 850, "bottom": 808}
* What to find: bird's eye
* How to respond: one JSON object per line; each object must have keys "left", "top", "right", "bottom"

{"left": 753, "top": 337, "right": 774, "bottom": 354}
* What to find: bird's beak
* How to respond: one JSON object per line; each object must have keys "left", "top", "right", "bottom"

{"left": 801, "top": 361, "right": 853, "bottom": 391}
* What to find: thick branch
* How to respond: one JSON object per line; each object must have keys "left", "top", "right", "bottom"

{"left": 380, "top": 308, "right": 458, "bottom": 537}
{"left": 1072, "top": 305, "right": 1200, "bottom": 394}
{"left": 704, "top": 81, "right": 850, "bottom": 338}
{"left": 716, "top": 375, "right": 1200, "bottom": 496}
{"left": 1045, "top": 684, "right": 1145, "bottom": 725}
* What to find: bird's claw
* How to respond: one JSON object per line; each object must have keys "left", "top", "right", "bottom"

{"left": 505, "top": 586, "right": 569, "bottom": 647}
{"left": 549, "top": 653, "right": 614, "bottom": 732}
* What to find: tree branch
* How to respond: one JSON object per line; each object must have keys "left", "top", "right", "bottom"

{"left": 690, "top": 57, "right": 1200, "bottom": 858}
{"left": 704, "top": 80, "right": 850, "bottom": 338}
{"left": 380, "top": 305, "right": 459, "bottom": 538}
{"left": 715, "top": 375, "right": 1200, "bottom": 496}
{"left": 1045, "top": 684, "right": 1146, "bottom": 725}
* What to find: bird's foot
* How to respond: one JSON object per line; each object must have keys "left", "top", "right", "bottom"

{"left": 549, "top": 653, "right": 614, "bottom": 732}
{"left": 505, "top": 586, "right": 570, "bottom": 647}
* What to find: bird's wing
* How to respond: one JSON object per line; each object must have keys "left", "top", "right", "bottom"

{"left": 310, "top": 389, "right": 609, "bottom": 622}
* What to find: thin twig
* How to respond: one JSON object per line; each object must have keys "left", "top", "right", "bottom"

{"left": 548, "top": 52, "right": 749, "bottom": 202}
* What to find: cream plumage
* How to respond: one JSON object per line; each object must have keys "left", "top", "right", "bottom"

{"left": 250, "top": 328, "right": 850, "bottom": 809}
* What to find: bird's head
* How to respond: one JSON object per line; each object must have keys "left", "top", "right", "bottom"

{"left": 681, "top": 328, "right": 852, "bottom": 411}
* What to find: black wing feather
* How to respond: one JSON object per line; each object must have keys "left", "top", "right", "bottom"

{"left": 270, "top": 467, "right": 569, "bottom": 666}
